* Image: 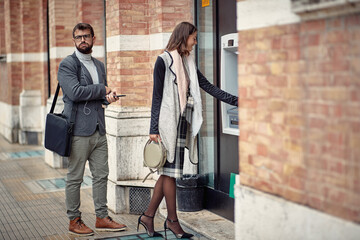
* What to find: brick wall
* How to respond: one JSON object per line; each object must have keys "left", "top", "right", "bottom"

{"left": 78, "top": 0, "right": 105, "bottom": 46}
{"left": 238, "top": 13, "right": 360, "bottom": 222}
{"left": 0, "top": 0, "right": 4, "bottom": 54}
{"left": 0, "top": 0, "right": 48, "bottom": 105}
{"left": 21, "top": 0, "right": 47, "bottom": 99}
{"left": 106, "top": 0, "right": 150, "bottom": 107}
{"left": 48, "top": 0, "right": 105, "bottom": 96}
{"left": 4, "top": 0, "right": 23, "bottom": 105}
{"left": 48, "top": 0, "right": 76, "bottom": 94}
{"left": 0, "top": 0, "right": 7, "bottom": 104}
{"left": 106, "top": 0, "right": 193, "bottom": 108}
{"left": 39, "top": 0, "right": 48, "bottom": 105}
{"left": 49, "top": 0, "right": 77, "bottom": 48}
{"left": 1, "top": 0, "right": 105, "bottom": 106}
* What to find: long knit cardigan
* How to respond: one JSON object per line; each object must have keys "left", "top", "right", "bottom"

{"left": 158, "top": 51, "right": 199, "bottom": 164}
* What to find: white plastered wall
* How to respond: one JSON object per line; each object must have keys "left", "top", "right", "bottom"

{"left": 0, "top": 102, "right": 19, "bottom": 143}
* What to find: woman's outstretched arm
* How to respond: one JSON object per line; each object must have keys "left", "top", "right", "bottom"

{"left": 197, "top": 69, "right": 238, "bottom": 106}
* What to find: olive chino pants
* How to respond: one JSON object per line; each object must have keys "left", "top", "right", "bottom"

{"left": 65, "top": 130, "right": 109, "bottom": 220}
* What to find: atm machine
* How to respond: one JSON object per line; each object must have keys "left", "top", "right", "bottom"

{"left": 220, "top": 33, "right": 238, "bottom": 135}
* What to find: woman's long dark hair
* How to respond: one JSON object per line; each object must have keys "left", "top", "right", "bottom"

{"left": 166, "top": 22, "right": 197, "bottom": 57}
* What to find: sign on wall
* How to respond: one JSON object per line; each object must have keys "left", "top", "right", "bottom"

{"left": 202, "top": 0, "right": 210, "bottom": 7}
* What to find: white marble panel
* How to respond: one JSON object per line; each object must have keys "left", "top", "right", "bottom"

{"left": 19, "top": 90, "right": 43, "bottom": 130}
{"left": 235, "top": 185, "right": 360, "bottom": 240}
{"left": 107, "top": 33, "right": 171, "bottom": 52}
{"left": 0, "top": 101, "right": 19, "bottom": 142}
{"left": 7, "top": 52, "right": 48, "bottom": 62}
{"left": 105, "top": 106, "right": 152, "bottom": 181}
{"left": 49, "top": 46, "right": 105, "bottom": 59}
{"left": 237, "top": 0, "right": 300, "bottom": 31}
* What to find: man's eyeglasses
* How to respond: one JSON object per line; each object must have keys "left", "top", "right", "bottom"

{"left": 74, "top": 34, "right": 92, "bottom": 41}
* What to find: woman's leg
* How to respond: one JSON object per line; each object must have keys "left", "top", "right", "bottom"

{"left": 140, "top": 175, "right": 186, "bottom": 234}
{"left": 162, "top": 176, "right": 185, "bottom": 234}
{"left": 140, "top": 175, "right": 165, "bottom": 233}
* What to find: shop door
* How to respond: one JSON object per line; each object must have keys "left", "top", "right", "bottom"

{"left": 217, "top": 0, "right": 238, "bottom": 216}
{"left": 197, "top": 0, "right": 238, "bottom": 221}
{"left": 213, "top": 0, "right": 238, "bottom": 221}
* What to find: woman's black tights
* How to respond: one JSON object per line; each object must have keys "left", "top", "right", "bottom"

{"left": 140, "top": 175, "right": 185, "bottom": 235}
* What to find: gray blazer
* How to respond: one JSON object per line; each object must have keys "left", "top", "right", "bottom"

{"left": 57, "top": 52, "right": 107, "bottom": 136}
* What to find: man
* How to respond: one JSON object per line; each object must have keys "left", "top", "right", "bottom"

{"left": 57, "top": 23, "right": 126, "bottom": 236}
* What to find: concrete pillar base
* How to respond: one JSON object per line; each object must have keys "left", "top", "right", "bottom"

{"left": 18, "top": 90, "right": 43, "bottom": 145}
{"left": 0, "top": 101, "right": 19, "bottom": 143}
{"left": 18, "top": 130, "right": 42, "bottom": 145}
{"left": 107, "top": 180, "right": 127, "bottom": 214}
{"left": 107, "top": 179, "right": 156, "bottom": 214}
{"left": 235, "top": 184, "right": 360, "bottom": 240}
{"left": 44, "top": 149, "right": 68, "bottom": 169}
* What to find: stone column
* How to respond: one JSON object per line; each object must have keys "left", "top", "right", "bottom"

{"left": 105, "top": 106, "right": 152, "bottom": 213}
{"left": 1, "top": 0, "right": 23, "bottom": 143}
{"left": 17, "top": 0, "right": 48, "bottom": 145}
{"left": 19, "top": 90, "right": 43, "bottom": 145}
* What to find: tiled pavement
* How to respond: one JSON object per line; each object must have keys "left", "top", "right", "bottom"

{"left": 0, "top": 136, "right": 168, "bottom": 240}
{"left": 0, "top": 135, "right": 234, "bottom": 240}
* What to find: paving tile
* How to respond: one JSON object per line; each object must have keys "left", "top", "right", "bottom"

{"left": 0, "top": 161, "right": 26, "bottom": 179}
{"left": 29, "top": 221, "right": 48, "bottom": 237}
{"left": 0, "top": 135, "right": 211, "bottom": 240}
{"left": 0, "top": 232, "right": 9, "bottom": 240}
{"left": 7, "top": 232, "right": 17, "bottom": 240}
{"left": 0, "top": 152, "right": 10, "bottom": 161}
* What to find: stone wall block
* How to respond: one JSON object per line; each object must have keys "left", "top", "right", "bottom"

{"left": 18, "top": 90, "right": 43, "bottom": 144}
{"left": 105, "top": 106, "right": 152, "bottom": 181}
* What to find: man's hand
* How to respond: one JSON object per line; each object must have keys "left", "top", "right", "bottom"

{"left": 105, "top": 86, "right": 111, "bottom": 95}
{"left": 106, "top": 91, "right": 119, "bottom": 103}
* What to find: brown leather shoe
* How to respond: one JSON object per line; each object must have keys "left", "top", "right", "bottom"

{"left": 69, "top": 217, "right": 94, "bottom": 236}
{"left": 95, "top": 216, "right": 127, "bottom": 232}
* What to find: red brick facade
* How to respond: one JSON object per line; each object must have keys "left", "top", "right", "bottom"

{"left": 48, "top": 0, "right": 105, "bottom": 97}
{"left": 105, "top": 0, "right": 192, "bottom": 107}
{"left": 1, "top": 0, "right": 192, "bottom": 106}
{"left": 1, "top": 0, "right": 359, "bottom": 226}
{"left": 238, "top": 14, "right": 360, "bottom": 222}
{"left": 0, "top": 0, "right": 48, "bottom": 105}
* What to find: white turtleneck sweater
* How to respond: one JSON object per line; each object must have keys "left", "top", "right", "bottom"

{"left": 75, "top": 48, "right": 99, "bottom": 84}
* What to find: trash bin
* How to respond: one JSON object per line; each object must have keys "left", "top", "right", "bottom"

{"left": 176, "top": 175, "right": 204, "bottom": 212}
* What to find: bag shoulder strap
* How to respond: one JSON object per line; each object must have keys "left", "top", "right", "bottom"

{"left": 49, "top": 84, "right": 61, "bottom": 114}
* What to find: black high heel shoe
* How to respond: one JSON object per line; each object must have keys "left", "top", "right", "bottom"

{"left": 164, "top": 217, "right": 194, "bottom": 239}
{"left": 137, "top": 213, "right": 163, "bottom": 237}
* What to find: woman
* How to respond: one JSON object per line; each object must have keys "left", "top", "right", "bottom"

{"left": 137, "top": 22, "right": 238, "bottom": 239}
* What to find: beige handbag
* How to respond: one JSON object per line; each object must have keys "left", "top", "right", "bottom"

{"left": 142, "top": 139, "right": 167, "bottom": 182}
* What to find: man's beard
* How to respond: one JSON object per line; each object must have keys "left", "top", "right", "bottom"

{"left": 76, "top": 42, "right": 93, "bottom": 54}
